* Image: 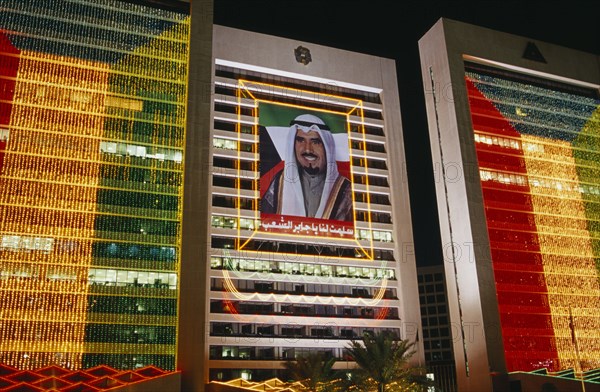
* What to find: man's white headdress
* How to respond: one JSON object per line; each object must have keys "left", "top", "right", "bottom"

{"left": 280, "top": 114, "right": 340, "bottom": 218}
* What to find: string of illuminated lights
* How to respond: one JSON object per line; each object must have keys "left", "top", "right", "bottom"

{"left": 0, "top": 0, "right": 189, "bottom": 370}
{"left": 467, "top": 69, "right": 600, "bottom": 372}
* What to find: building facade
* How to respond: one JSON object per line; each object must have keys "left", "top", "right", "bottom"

{"left": 198, "top": 25, "right": 422, "bottom": 383}
{"left": 419, "top": 18, "right": 600, "bottom": 391}
{"left": 0, "top": 0, "right": 191, "bottom": 372}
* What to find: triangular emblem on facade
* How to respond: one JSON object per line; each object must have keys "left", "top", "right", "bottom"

{"left": 522, "top": 42, "right": 546, "bottom": 63}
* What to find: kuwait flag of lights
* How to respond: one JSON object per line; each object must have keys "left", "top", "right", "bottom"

{"left": 466, "top": 69, "right": 600, "bottom": 372}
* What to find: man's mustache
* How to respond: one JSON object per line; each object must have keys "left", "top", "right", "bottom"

{"left": 301, "top": 152, "right": 318, "bottom": 159}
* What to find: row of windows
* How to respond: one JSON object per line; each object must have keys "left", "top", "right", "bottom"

{"left": 1, "top": 235, "right": 54, "bottom": 252}
{"left": 94, "top": 215, "right": 178, "bottom": 236}
{"left": 13, "top": 173, "right": 177, "bottom": 196}
{"left": 210, "top": 300, "right": 399, "bottom": 320}
{"left": 211, "top": 322, "right": 399, "bottom": 341}
{"left": 1, "top": 268, "right": 80, "bottom": 282}
{"left": 103, "top": 117, "right": 183, "bottom": 145}
{"left": 1, "top": 270, "right": 177, "bottom": 290}
{"left": 419, "top": 283, "right": 446, "bottom": 295}
{"left": 214, "top": 102, "right": 254, "bottom": 117}
{"left": 351, "top": 157, "right": 388, "bottom": 170}
{"left": 211, "top": 256, "right": 396, "bottom": 279}
{"left": 13, "top": 40, "right": 186, "bottom": 80}
{"left": 350, "top": 140, "right": 386, "bottom": 154}
{"left": 214, "top": 66, "right": 382, "bottom": 110}
{"left": 209, "top": 345, "right": 364, "bottom": 362}
{"left": 348, "top": 123, "right": 386, "bottom": 137}
{"left": 212, "top": 195, "right": 256, "bottom": 210}
{"left": 9, "top": 128, "right": 99, "bottom": 161}
{"left": 99, "top": 164, "right": 182, "bottom": 188}
{"left": 211, "top": 215, "right": 257, "bottom": 230}
{"left": 424, "top": 339, "right": 452, "bottom": 351}
{"left": 425, "top": 350, "right": 453, "bottom": 362}
{"left": 88, "top": 296, "right": 176, "bottom": 316}
{"left": 84, "top": 324, "right": 175, "bottom": 344}
{"left": 423, "top": 327, "right": 451, "bottom": 339}
{"left": 481, "top": 168, "right": 600, "bottom": 196}
{"left": 97, "top": 190, "right": 179, "bottom": 211}
{"left": 420, "top": 294, "right": 448, "bottom": 305}
{"left": 1, "top": 320, "right": 84, "bottom": 342}
{"left": 88, "top": 268, "right": 177, "bottom": 289}
{"left": 93, "top": 242, "right": 176, "bottom": 262}
{"left": 212, "top": 238, "right": 395, "bottom": 260}
{"left": 100, "top": 141, "right": 183, "bottom": 163}
{"left": 2, "top": 291, "right": 86, "bottom": 313}
{"left": 211, "top": 278, "right": 396, "bottom": 299}
{"left": 355, "top": 210, "right": 392, "bottom": 224}
{"left": 214, "top": 120, "right": 255, "bottom": 135}
{"left": 354, "top": 191, "right": 390, "bottom": 205}
{"left": 213, "top": 157, "right": 256, "bottom": 171}
{"left": 212, "top": 175, "right": 255, "bottom": 190}
{"left": 418, "top": 273, "right": 444, "bottom": 283}
{"left": 213, "top": 137, "right": 256, "bottom": 152}
{"left": 82, "top": 353, "right": 175, "bottom": 372}
{"left": 352, "top": 173, "right": 389, "bottom": 187}
{"left": 104, "top": 97, "right": 182, "bottom": 120}
{"left": 422, "top": 315, "right": 449, "bottom": 327}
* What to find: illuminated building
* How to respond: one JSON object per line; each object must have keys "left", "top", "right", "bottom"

{"left": 197, "top": 25, "right": 422, "bottom": 383}
{"left": 0, "top": 0, "right": 191, "bottom": 373}
{"left": 419, "top": 18, "right": 600, "bottom": 391}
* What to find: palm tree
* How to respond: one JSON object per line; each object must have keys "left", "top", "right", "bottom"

{"left": 346, "top": 331, "right": 427, "bottom": 392}
{"left": 282, "top": 351, "right": 343, "bottom": 392}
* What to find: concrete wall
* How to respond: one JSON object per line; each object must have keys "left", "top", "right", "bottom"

{"left": 178, "top": 0, "right": 214, "bottom": 391}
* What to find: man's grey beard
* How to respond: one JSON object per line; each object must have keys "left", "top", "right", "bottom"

{"left": 302, "top": 166, "right": 321, "bottom": 176}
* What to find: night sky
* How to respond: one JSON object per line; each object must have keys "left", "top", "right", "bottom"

{"left": 212, "top": 1, "right": 600, "bottom": 266}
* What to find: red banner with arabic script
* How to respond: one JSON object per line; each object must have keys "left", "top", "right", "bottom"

{"left": 261, "top": 213, "right": 354, "bottom": 239}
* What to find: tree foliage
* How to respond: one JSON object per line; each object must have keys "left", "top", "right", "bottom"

{"left": 346, "top": 331, "right": 427, "bottom": 392}
{"left": 283, "top": 332, "right": 433, "bottom": 392}
{"left": 283, "top": 352, "right": 343, "bottom": 392}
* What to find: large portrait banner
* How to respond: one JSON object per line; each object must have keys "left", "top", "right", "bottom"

{"left": 258, "top": 102, "right": 355, "bottom": 239}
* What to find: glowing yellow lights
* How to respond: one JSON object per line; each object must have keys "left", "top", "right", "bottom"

{"left": 0, "top": 50, "right": 108, "bottom": 370}
{"left": 521, "top": 134, "right": 600, "bottom": 371}
{"left": 0, "top": 3, "right": 190, "bottom": 371}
